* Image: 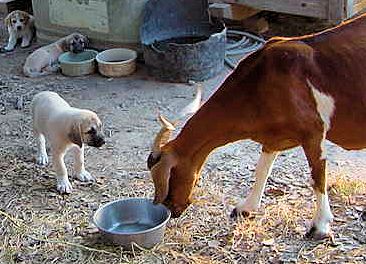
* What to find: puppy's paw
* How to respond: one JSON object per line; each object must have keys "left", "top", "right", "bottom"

{"left": 36, "top": 154, "right": 49, "bottom": 167}
{"left": 57, "top": 179, "right": 73, "bottom": 194}
{"left": 46, "top": 64, "right": 61, "bottom": 73}
{"left": 77, "top": 170, "right": 96, "bottom": 182}
{"left": 20, "top": 44, "right": 31, "bottom": 49}
{"left": 0, "top": 47, "right": 13, "bottom": 53}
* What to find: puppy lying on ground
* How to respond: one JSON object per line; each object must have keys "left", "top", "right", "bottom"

{"left": 2, "top": 10, "right": 35, "bottom": 52}
{"left": 32, "top": 91, "right": 105, "bottom": 193}
{"left": 23, "top": 33, "right": 88, "bottom": 78}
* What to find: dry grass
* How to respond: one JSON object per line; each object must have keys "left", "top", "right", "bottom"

{"left": 1, "top": 147, "right": 365, "bottom": 264}
{"left": 329, "top": 172, "right": 366, "bottom": 200}
{"left": 0, "top": 49, "right": 365, "bottom": 262}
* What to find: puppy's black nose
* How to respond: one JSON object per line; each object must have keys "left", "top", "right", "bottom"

{"left": 17, "top": 25, "right": 22, "bottom": 30}
{"left": 94, "top": 137, "right": 105, "bottom": 147}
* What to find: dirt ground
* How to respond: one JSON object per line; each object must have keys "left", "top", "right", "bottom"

{"left": 0, "top": 11, "right": 365, "bottom": 264}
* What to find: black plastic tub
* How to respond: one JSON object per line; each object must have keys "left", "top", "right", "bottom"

{"left": 141, "top": 0, "right": 226, "bottom": 83}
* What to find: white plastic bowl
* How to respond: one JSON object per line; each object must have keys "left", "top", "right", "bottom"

{"left": 96, "top": 48, "right": 137, "bottom": 77}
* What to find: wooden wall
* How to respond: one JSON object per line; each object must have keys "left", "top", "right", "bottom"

{"left": 234, "top": 0, "right": 366, "bottom": 21}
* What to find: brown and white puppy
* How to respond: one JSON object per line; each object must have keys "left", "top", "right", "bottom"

{"left": 32, "top": 91, "right": 105, "bottom": 194}
{"left": 2, "top": 10, "right": 35, "bottom": 52}
{"left": 23, "top": 33, "right": 88, "bottom": 78}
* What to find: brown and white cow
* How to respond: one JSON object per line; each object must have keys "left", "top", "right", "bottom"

{"left": 148, "top": 13, "right": 366, "bottom": 240}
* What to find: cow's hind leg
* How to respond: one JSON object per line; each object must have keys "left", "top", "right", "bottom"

{"left": 302, "top": 134, "right": 334, "bottom": 240}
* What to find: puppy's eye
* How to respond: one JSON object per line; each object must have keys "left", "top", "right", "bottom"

{"left": 86, "top": 127, "right": 96, "bottom": 134}
{"left": 12, "top": 20, "right": 16, "bottom": 24}
{"left": 19, "top": 18, "right": 24, "bottom": 22}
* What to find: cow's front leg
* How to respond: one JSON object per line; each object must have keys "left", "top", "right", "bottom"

{"left": 231, "top": 150, "right": 279, "bottom": 217}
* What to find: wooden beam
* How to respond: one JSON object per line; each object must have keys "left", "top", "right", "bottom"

{"left": 209, "top": 2, "right": 259, "bottom": 20}
{"left": 328, "top": 0, "right": 345, "bottom": 21}
{"left": 236, "top": 0, "right": 329, "bottom": 19}
{"left": 0, "top": 0, "right": 14, "bottom": 13}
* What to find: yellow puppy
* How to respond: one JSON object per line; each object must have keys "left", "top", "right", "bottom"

{"left": 32, "top": 91, "right": 105, "bottom": 193}
{"left": 23, "top": 33, "right": 88, "bottom": 78}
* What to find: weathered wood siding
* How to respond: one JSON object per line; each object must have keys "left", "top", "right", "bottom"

{"left": 236, "top": 0, "right": 366, "bottom": 21}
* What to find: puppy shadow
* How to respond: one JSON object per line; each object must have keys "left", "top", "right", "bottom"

{"left": 82, "top": 232, "right": 124, "bottom": 253}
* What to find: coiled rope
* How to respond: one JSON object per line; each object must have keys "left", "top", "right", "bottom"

{"left": 225, "top": 29, "right": 266, "bottom": 69}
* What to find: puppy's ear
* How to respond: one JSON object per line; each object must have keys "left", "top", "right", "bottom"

{"left": 22, "top": 12, "right": 30, "bottom": 24}
{"left": 59, "top": 38, "right": 70, "bottom": 51}
{"left": 68, "top": 122, "right": 83, "bottom": 148}
{"left": 4, "top": 15, "right": 11, "bottom": 27}
{"left": 83, "top": 36, "right": 89, "bottom": 47}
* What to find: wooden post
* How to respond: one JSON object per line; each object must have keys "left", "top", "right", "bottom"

{"left": 346, "top": 0, "right": 355, "bottom": 18}
{"left": 328, "top": 0, "right": 345, "bottom": 21}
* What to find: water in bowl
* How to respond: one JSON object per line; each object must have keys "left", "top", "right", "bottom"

{"left": 109, "top": 221, "right": 155, "bottom": 233}
{"left": 62, "top": 50, "right": 97, "bottom": 63}
{"left": 106, "top": 59, "right": 127, "bottom": 63}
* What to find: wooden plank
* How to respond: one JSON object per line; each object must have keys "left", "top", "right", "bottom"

{"left": 328, "top": 0, "right": 345, "bottom": 20}
{"left": 230, "top": 3, "right": 260, "bottom": 19}
{"left": 209, "top": 3, "right": 260, "bottom": 20}
{"left": 236, "top": 0, "right": 329, "bottom": 18}
{"left": 0, "top": 4, "right": 6, "bottom": 13}
{"left": 0, "top": 0, "right": 15, "bottom": 13}
{"left": 215, "top": 0, "right": 365, "bottom": 20}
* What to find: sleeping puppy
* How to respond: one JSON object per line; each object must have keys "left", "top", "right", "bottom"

{"left": 23, "top": 33, "right": 88, "bottom": 78}
{"left": 32, "top": 91, "right": 105, "bottom": 194}
{"left": 2, "top": 10, "right": 35, "bottom": 52}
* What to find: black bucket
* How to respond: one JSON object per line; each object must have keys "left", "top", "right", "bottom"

{"left": 141, "top": 0, "right": 226, "bottom": 83}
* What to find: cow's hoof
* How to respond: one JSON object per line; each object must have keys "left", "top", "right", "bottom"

{"left": 230, "top": 208, "right": 251, "bottom": 219}
{"left": 305, "top": 226, "right": 334, "bottom": 243}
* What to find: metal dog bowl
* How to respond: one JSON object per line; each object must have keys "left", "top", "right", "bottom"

{"left": 96, "top": 48, "right": 137, "bottom": 77}
{"left": 58, "top": 49, "right": 98, "bottom": 76}
{"left": 93, "top": 198, "right": 171, "bottom": 249}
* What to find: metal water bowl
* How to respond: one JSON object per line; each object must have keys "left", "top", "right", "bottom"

{"left": 93, "top": 198, "right": 171, "bottom": 249}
